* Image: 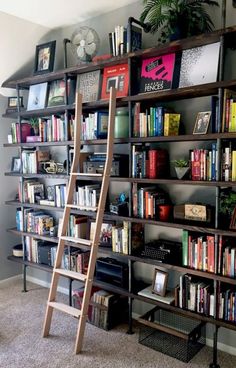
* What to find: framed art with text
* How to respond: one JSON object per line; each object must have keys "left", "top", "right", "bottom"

{"left": 101, "top": 64, "right": 129, "bottom": 99}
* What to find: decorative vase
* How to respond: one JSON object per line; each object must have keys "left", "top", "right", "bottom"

{"left": 175, "top": 167, "right": 189, "bottom": 180}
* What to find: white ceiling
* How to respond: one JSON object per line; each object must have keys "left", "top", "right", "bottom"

{"left": 0, "top": 0, "right": 139, "bottom": 28}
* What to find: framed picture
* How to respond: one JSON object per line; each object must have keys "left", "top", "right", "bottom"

{"left": 193, "top": 111, "right": 211, "bottom": 135}
{"left": 89, "top": 220, "right": 113, "bottom": 247}
{"left": 27, "top": 83, "right": 48, "bottom": 111}
{"left": 8, "top": 97, "right": 23, "bottom": 108}
{"left": 47, "top": 80, "right": 66, "bottom": 107}
{"left": 11, "top": 157, "right": 21, "bottom": 173}
{"left": 101, "top": 64, "right": 129, "bottom": 100}
{"left": 34, "top": 40, "right": 56, "bottom": 75}
{"left": 152, "top": 269, "right": 168, "bottom": 297}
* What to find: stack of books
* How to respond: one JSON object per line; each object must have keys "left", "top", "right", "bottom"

{"left": 73, "top": 184, "right": 101, "bottom": 211}
{"left": 109, "top": 24, "right": 142, "bottom": 56}
{"left": 218, "top": 289, "right": 236, "bottom": 322}
{"left": 21, "top": 149, "right": 50, "bottom": 174}
{"left": 132, "top": 145, "right": 168, "bottom": 178}
{"left": 38, "top": 115, "right": 67, "bottom": 142}
{"left": 112, "top": 221, "right": 128, "bottom": 255}
{"left": 18, "top": 179, "right": 44, "bottom": 203}
{"left": 132, "top": 184, "right": 167, "bottom": 219}
{"left": 190, "top": 144, "right": 217, "bottom": 181}
{"left": 16, "top": 208, "right": 54, "bottom": 235}
{"left": 81, "top": 111, "right": 108, "bottom": 140}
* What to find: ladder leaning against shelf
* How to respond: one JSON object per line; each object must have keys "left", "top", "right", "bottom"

{"left": 42, "top": 86, "right": 117, "bottom": 354}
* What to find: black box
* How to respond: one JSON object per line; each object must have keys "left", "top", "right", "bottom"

{"left": 95, "top": 257, "right": 128, "bottom": 288}
{"left": 138, "top": 307, "right": 205, "bottom": 363}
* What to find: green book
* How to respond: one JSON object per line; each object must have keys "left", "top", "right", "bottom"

{"left": 182, "top": 230, "right": 188, "bottom": 266}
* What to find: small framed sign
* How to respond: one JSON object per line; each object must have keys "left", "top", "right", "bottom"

{"left": 152, "top": 269, "right": 168, "bottom": 297}
{"left": 8, "top": 97, "right": 23, "bottom": 109}
{"left": 11, "top": 157, "right": 21, "bottom": 173}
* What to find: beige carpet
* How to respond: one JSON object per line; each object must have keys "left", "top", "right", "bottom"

{"left": 0, "top": 279, "right": 236, "bottom": 368}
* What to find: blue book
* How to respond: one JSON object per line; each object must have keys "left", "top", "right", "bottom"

{"left": 211, "top": 143, "right": 217, "bottom": 181}
{"left": 157, "top": 107, "right": 164, "bottom": 136}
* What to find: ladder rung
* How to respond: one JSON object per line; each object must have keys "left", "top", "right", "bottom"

{"left": 61, "top": 236, "right": 92, "bottom": 246}
{"left": 54, "top": 268, "right": 87, "bottom": 281}
{"left": 48, "top": 301, "right": 81, "bottom": 318}
{"left": 66, "top": 204, "right": 97, "bottom": 211}
{"left": 71, "top": 173, "right": 103, "bottom": 177}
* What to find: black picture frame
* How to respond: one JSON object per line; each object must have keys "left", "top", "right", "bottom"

{"left": 8, "top": 97, "right": 23, "bottom": 108}
{"left": 11, "top": 157, "right": 21, "bottom": 173}
{"left": 34, "top": 40, "right": 56, "bottom": 75}
{"left": 193, "top": 111, "right": 211, "bottom": 135}
{"left": 152, "top": 269, "right": 168, "bottom": 297}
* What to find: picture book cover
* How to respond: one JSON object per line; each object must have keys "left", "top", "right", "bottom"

{"left": 77, "top": 70, "right": 101, "bottom": 103}
{"left": 139, "top": 53, "right": 176, "bottom": 94}
{"left": 179, "top": 42, "right": 220, "bottom": 88}
{"left": 101, "top": 64, "right": 129, "bottom": 99}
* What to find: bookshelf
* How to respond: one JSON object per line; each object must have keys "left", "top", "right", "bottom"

{"left": 3, "top": 24, "right": 236, "bottom": 366}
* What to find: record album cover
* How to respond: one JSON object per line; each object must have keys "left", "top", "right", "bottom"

{"left": 179, "top": 42, "right": 220, "bottom": 88}
{"left": 139, "top": 53, "right": 176, "bottom": 94}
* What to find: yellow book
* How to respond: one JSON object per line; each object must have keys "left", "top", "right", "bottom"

{"left": 232, "top": 151, "right": 236, "bottom": 181}
{"left": 230, "top": 101, "right": 236, "bottom": 132}
{"left": 164, "top": 113, "right": 180, "bottom": 136}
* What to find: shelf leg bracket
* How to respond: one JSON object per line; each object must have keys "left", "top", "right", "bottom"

{"left": 209, "top": 325, "right": 220, "bottom": 368}
{"left": 126, "top": 297, "right": 134, "bottom": 335}
{"left": 22, "top": 264, "right": 28, "bottom": 293}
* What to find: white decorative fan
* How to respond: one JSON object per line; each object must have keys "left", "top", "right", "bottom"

{"left": 70, "top": 26, "right": 100, "bottom": 63}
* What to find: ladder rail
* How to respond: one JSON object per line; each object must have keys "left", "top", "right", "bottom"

{"left": 43, "top": 92, "right": 83, "bottom": 337}
{"left": 42, "top": 87, "right": 117, "bottom": 354}
{"left": 75, "top": 87, "right": 117, "bottom": 353}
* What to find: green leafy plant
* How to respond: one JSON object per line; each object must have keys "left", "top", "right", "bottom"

{"left": 140, "top": 0, "right": 219, "bottom": 43}
{"left": 172, "top": 159, "right": 189, "bottom": 168}
{"left": 30, "top": 117, "right": 39, "bottom": 135}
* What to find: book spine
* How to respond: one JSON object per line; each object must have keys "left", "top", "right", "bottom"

{"left": 182, "top": 230, "right": 188, "bottom": 266}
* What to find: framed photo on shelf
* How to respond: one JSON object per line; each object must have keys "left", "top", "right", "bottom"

{"left": 89, "top": 220, "right": 113, "bottom": 247}
{"left": 34, "top": 40, "right": 56, "bottom": 75}
{"left": 8, "top": 97, "right": 23, "bottom": 109}
{"left": 193, "top": 111, "right": 211, "bottom": 135}
{"left": 47, "top": 79, "right": 66, "bottom": 107}
{"left": 27, "top": 82, "right": 48, "bottom": 111}
{"left": 152, "top": 269, "right": 168, "bottom": 297}
{"left": 11, "top": 157, "right": 21, "bottom": 173}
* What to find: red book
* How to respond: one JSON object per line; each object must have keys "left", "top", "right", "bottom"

{"left": 134, "top": 102, "right": 140, "bottom": 137}
{"left": 21, "top": 123, "right": 32, "bottom": 143}
{"left": 149, "top": 149, "right": 168, "bottom": 179}
{"left": 191, "top": 149, "right": 201, "bottom": 181}
{"left": 207, "top": 235, "right": 215, "bottom": 273}
{"left": 101, "top": 64, "right": 129, "bottom": 99}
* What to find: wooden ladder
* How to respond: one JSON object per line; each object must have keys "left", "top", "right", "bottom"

{"left": 42, "top": 86, "right": 117, "bottom": 353}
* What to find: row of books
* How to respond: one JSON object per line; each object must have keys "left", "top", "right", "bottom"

{"left": 132, "top": 146, "right": 168, "bottom": 179}
{"left": 38, "top": 115, "right": 67, "bottom": 142}
{"left": 133, "top": 103, "right": 180, "bottom": 138}
{"left": 21, "top": 149, "right": 50, "bottom": 174}
{"left": 218, "top": 290, "right": 236, "bottom": 322}
{"left": 23, "top": 237, "right": 89, "bottom": 273}
{"left": 112, "top": 222, "right": 128, "bottom": 255}
{"left": 81, "top": 111, "right": 108, "bottom": 140}
{"left": 109, "top": 24, "right": 142, "bottom": 57}
{"left": 190, "top": 145, "right": 217, "bottom": 181}
{"left": 16, "top": 209, "right": 54, "bottom": 235}
{"left": 222, "top": 89, "right": 236, "bottom": 133}
{"left": 63, "top": 215, "right": 87, "bottom": 239}
{"left": 178, "top": 274, "right": 214, "bottom": 316}
{"left": 221, "top": 143, "right": 236, "bottom": 181}
{"left": 132, "top": 184, "right": 167, "bottom": 219}
{"left": 182, "top": 231, "right": 215, "bottom": 273}
{"left": 72, "top": 184, "right": 100, "bottom": 211}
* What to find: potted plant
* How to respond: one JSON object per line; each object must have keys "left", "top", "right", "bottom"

{"left": 172, "top": 159, "right": 190, "bottom": 179}
{"left": 30, "top": 117, "right": 39, "bottom": 136}
{"left": 140, "top": 0, "right": 219, "bottom": 43}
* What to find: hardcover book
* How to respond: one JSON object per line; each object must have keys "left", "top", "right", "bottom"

{"left": 101, "top": 64, "right": 129, "bottom": 99}
{"left": 77, "top": 70, "right": 101, "bottom": 103}
{"left": 179, "top": 42, "right": 220, "bottom": 88}
{"left": 139, "top": 53, "right": 176, "bottom": 94}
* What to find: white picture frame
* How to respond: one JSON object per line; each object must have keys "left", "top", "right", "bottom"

{"left": 27, "top": 82, "right": 48, "bottom": 110}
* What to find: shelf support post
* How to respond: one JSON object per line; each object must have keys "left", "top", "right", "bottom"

{"left": 209, "top": 325, "right": 220, "bottom": 368}
{"left": 22, "top": 264, "right": 27, "bottom": 292}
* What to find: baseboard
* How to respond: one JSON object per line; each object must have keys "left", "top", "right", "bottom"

{"left": 206, "top": 338, "right": 236, "bottom": 356}
{"left": 0, "top": 274, "right": 21, "bottom": 285}
{"left": 132, "top": 313, "right": 236, "bottom": 356}
{"left": 26, "top": 275, "right": 69, "bottom": 296}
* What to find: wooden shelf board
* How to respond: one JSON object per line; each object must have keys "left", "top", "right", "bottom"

{"left": 3, "top": 25, "right": 236, "bottom": 89}
{"left": 5, "top": 172, "right": 69, "bottom": 179}
{"left": 129, "top": 132, "right": 236, "bottom": 143}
